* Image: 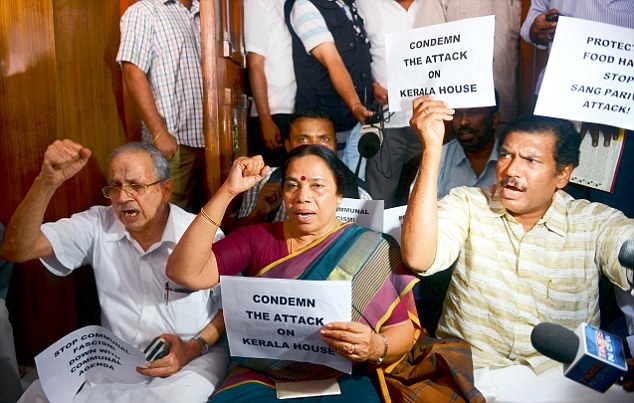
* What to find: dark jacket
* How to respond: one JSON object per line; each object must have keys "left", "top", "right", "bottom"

{"left": 285, "top": 0, "right": 373, "bottom": 132}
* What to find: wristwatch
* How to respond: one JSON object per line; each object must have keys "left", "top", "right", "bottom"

{"left": 193, "top": 334, "right": 209, "bottom": 355}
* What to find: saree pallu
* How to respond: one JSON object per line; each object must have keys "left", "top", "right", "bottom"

{"left": 377, "top": 335, "right": 485, "bottom": 403}
{"left": 210, "top": 223, "right": 420, "bottom": 401}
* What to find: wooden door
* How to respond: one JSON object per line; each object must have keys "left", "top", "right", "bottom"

{"left": 201, "top": 0, "right": 247, "bottom": 200}
{"left": 0, "top": 0, "right": 126, "bottom": 362}
{"left": 518, "top": 0, "right": 549, "bottom": 114}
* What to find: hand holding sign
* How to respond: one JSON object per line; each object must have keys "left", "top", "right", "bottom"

{"left": 410, "top": 96, "right": 455, "bottom": 149}
{"left": 535, "top": 17, "right": 634, "bottom": 131}
{"left": 529, "top": 8, "right": 560, "bottom": 45}
{"left": 220, "top": 276, "right": 353, "bottom": 374}
{"left": 579, "top": 122, "right": 620, "bottom": 147}
{"left": 320, "top": 321, "right": 377, "bottom": 363}
{"left": 385, "top": 16, "right": 495, "bottom": 113}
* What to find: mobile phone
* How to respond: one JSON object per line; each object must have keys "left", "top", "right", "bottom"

{"left": 143, "top": 337, "right": 170, "bottom": 362}
{"left": 545, "top": 12, "right": 559, "bottom": 22}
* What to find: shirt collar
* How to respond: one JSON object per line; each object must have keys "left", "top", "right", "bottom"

{"left": 539, "top": 190, "right": 570, "bottom": 237}
{"left": 452, "top": 136, "right": 499, "bottom": 169}
{"left": 488, "top": 188, "right": 570, "bottom": 237}
{"left": 162, "top": 0, "right": 200, "bottom": 13}
{"left": 103, "top": 205, "right": 177, "bottom": 251}
{"left": 486, "top": 185, "right": 506, "bottom": 218}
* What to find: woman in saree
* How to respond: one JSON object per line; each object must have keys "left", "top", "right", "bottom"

{"left": 167, "top": 145, "right": 420, "bottom": 402}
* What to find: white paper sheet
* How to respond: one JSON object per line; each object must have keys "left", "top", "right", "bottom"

{"left": 220, "top": 276, "right": 352, "bottom": 374}
{"left": 383, "top": 205, "right": 408, "bottom": 247}
{"left": 336, "top": 198, "right": 384, "bottom": 231}
{"left": 35, "top": 325, "right": 147, "bottom": 403}
{"left": 385, "top": 15, "right": 496, "bottom": 112}
{"left": 535, "top": 17, "right": 634, "bottom": 130}
{"left": 276, "top": 378, "right": 341, "bottom": 399}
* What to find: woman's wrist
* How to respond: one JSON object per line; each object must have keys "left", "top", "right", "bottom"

{"left": 371, "top": 333, "right": 388, "bottom": 365}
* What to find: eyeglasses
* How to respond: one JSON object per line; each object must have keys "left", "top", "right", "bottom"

{"left": 101, "top": 180, "right": 164, "bottom": 199}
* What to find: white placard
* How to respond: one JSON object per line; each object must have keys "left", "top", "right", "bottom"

{"left": 535, "top": 17, "right": 634, "bottom": 130}
{"left": 220, "top": 276, "right": 352, "bottom": 374}
{"left": 386, "top": 15, "right": 495, "bottom": 112}
{"left": 35, "top": 325, "right": 147, "bottom": 403}
{"left": 336, "top": 198, "right": 384, "bottom": 231}
{"left": 383, "top": 205, "right": 408, "bottom": 247}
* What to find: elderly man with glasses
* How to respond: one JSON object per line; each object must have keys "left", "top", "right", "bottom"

{"left": 0, "top": 140, "right": 229, "bottom": 403}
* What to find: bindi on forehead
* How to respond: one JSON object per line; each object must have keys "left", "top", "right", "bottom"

{"left": 286, "top": 176, "right": 326, "bottom": 184}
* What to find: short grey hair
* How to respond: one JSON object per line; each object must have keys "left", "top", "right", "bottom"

{"left": 108, "top": 142, "right": 171, "bottom": 181}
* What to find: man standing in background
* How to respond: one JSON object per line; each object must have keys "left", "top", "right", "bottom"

{"left": 244, "top": 0, "right": 296, "bottom": 167}
{"left": 117, "top": 0, "right": 206, "bottom": 213}
{"left": 357, "top": 0, "right": 425, "bottom": 208}
{"left": 285, "top": 0, "right": 375, "bottom": 179}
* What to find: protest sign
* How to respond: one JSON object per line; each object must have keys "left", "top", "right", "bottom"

{"left": 220, "top": 276, "right": 352, "bottom": 374}
{"left": 335, "top": 200, "right": 405, "bottom": 245}
{"left": 385, "top": 15, "right": 495, "bottom": 112}
{"left": 535, "top": 17, "right": 634, "bottom": 130}
{"left": 35, "top": 325, "right": 147, "bottom": 403}
{"left": 336, "top": 198, "right": 384, "bottom": 231}
{"left": 383, "top": 205, "right": 408, "bottom": 247}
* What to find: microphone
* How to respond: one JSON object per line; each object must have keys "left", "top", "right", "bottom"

{"left": 619, "top": 239, "right": 634, "bottom": 269}
{"left": 358, "top": 125, "right": 383, "bottom": 160}
{"left": 357, "top": 105, "right": 384, "bottom": 161}
{"left": 531, "top": 322, "right": 628, "bottom": 392}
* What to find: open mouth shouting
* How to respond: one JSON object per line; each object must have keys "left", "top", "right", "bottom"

{"left": 500, "top": 177, "right": 526, "bottom": 199}
{"left": 118, "top": 205, "right": 141, "bottom": 222}
{"left": 294, "top": 209, "right": 316, "bottom": 224}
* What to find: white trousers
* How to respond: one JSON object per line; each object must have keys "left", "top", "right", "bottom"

{"left": 475, "top": 364, "right": 631, "bottom": 403}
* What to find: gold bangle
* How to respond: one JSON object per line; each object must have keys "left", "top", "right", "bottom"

{"left": 152, "top": 129, "right": 165, "bottom": 144}
{"left": 199, "top": 207, "right": 221, "bottom": 227}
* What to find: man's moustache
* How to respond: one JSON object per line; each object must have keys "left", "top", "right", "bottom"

{"left": 458, "top": 126, "right": 474, "bottom": 133}
{"left": 117, "top": 203, "right": 139, "bottom": 212}
{"left": 501, "top": 177, "right": 526, "bottom": 191}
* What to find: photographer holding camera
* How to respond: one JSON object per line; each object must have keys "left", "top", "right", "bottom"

{"left": 357, "top": 0, "right": 425, "bottom": 207}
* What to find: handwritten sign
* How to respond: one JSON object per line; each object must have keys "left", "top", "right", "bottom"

{"left": 385, "top": 15, "right": 495, "bottom": 112}
{"left": 35, "top": 325, "right": 147, "bottom": 403}
{"left": 220, "top": 276, "right": 352, "bottom": 374}
{"left": 336, "top": 198, "right": 384, "bottom": 231}
{"left": 535, "top": 17, "right": 634, "bottom": 130}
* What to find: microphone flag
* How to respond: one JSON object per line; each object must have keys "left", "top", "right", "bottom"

{"left": 564, "top": 323, "right": 628, "bottom": 392}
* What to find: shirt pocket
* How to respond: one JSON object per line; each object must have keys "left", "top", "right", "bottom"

{"left": 544, "top": 276, "right": 592, "bottom": 323}
{"left": 165, "top": 286, "right": 212, "bottom": 335}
